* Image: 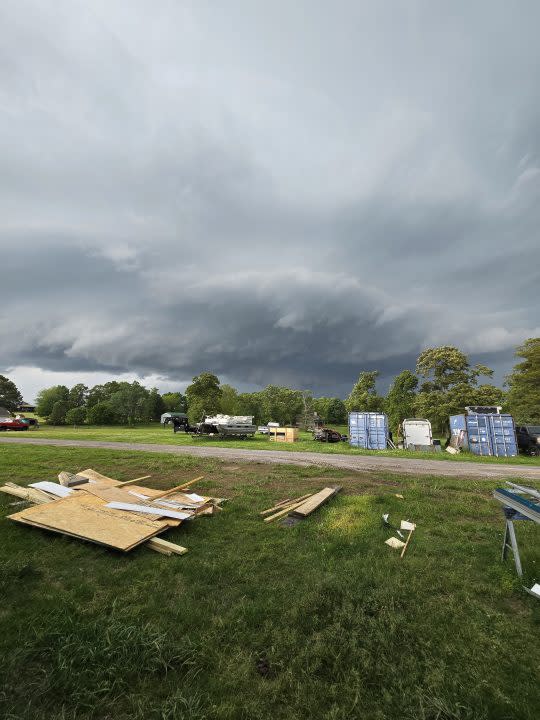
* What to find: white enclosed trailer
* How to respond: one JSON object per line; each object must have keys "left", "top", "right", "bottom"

{"left": 402, "top": 419, "right": 433, "bottom": 449}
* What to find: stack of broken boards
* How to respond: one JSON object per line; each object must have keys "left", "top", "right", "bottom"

{"left": 261, "top": 486, "right": 341, "bottom": 523}
{"left": 1, "top": 469, "right": 223, "bottom": 556}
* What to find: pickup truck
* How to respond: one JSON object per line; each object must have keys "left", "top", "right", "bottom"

{"left": 0, "top": 417, "right": 29, "bottom": 431}
{"left": 515, "top": 425, "right": 540, "bottom": 456}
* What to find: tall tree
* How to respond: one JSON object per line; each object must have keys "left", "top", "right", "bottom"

{"left": 144, "top": 388, "right": 166, "bottom": 421}
{"left": 259, "top": 385, "right": 304, "bottom": 426}
{"left": 36, "top": 385, "right": 70, "bottom": 420}
{"left": 346, "top": 371, "right": 383, "bottom": 413}
{"left": 415, "top": 346, "right": 500, "bottom": 432}
{"left": 0, "top": 375, "right": 23, "bottom": 412}
{"left": 109, "top": 382, "right": 150, "bottom": 425}
{"left": 161, "top": 392, "right": 187, "bottom": 413}
{"left": 219, "top": 384, "right": 239, "bottom": 414}
{"left": 384, "top": 370, "right": 418, "bottom": 433}
{"left": 185, "top": 372, "right": 222, "bottom": 424}
{"left": 68, "top": 383, "right": 88, "bottom": 408}
{"left": 506, "top": 337, "right": 540, "bottom": 423}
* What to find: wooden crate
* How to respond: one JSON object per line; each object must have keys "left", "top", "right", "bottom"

{"left": 269, "top": 427, "right": 298, "bottom": 443}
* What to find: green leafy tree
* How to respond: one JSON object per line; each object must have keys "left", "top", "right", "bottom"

{"left": 0, "top": 375, "right": 23, "bottom": 412}
{"left": 346, "top": 371, "right": 383, "bottom": 413}
{"left": 109, "top": 382, "right": 150, "bottom": 425}
{"left": 258, "top": 386, "right": 304, "bottom": 426}
{"left": 68, "top": 383, "right": 88, "bottom": 408}
{"left": 505, "top": 338, "right": 540, "bottom": 422}
{"left": 185, "top": 373, "right": 222, "bottom": 424}
{"left": 384, "top": 370, "right": 418, "bottom": 433}
{"left": 326, "top": 398, "right": 347, "bottom": 424}
{"left": 415, "top": 346, "right": 500, "bottom": 433}
{"left": 86, "top": 401, "right": 120, "bottom": 425}
{"left": 144, "top": 388, "right": 166, "bottom": 421}
{"left": 65, "top": 406, "right": 87, "bottom": 426}
{"left": 297, "top": 391, "right": 315, "bottom": 430}
{"left": 36, "top": 385, "right": 70, "bottom": 420}
{"left": 48, "top": 400, "right": 69, "bottom": 425}
{"left": 161, "top": 392, "right": 187, "bottom": 413}
{"left": 236, "top": 392, "right": 264, "bottom": 423}
{"left": 86, "top": 381, "right": 123, "bottom": 408}
{"left": 220, "top": 384, "right": 239, "bottom": 414}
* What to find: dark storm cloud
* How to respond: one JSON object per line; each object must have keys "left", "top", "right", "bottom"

{"left": 1, "top": 1, "right": 539, "bottom": 398}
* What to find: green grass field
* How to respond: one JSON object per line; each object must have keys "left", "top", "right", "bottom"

{"left": 21, "top": 422, "right": 540, "bottom": 465}
{"left": 1, "top": 444, "right": 539, "bottom": 719}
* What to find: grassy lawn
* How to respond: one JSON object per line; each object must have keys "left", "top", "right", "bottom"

{"left": 1, "top": 444, "right": 539, "bottom": 720}
{"left": 20, "top": 423, "right": 540, "bottom": 465}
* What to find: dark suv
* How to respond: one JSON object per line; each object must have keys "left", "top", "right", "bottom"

{"left": 515, "top": 425, "right": 540, "bottom": 456}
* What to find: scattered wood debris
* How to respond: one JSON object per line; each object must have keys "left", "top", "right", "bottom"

{"left": 385, "top": 519, "right": 417, "bottom": 557}
{"left": 1, "top": 468, "right": 225, "bottom": 556}
{"left": 260, "top": 486, "right": 341, "bottom": 524}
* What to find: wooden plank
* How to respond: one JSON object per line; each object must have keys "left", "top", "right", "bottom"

{"left": 400, "top": 528, "right": 415, "bottom": 558}
{"left": 290, "top": 487, "right": 341, "bottom": 517}
{"left": 0, "top": 483, "right": 54, "bottom": 504}
{"left": 264, "top": 495, "right": 317, "bottom": 523}
{"left": 151, "top": 477, "right": 204, "bottom": 499}
{"left": 146, "top": 537, "right": 188, "bottom": 556}
{"left": 115, "top": 475, "right": 152, "bottom": 487}
{"left": 9, "top": 494, "right": 169, "bottom": 551}
{"left": 260, "top": 494, "right": 312, "bottom": 516}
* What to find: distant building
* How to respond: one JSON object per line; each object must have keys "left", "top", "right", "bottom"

{"left": 17, "top": 401, "right": 36, "bottom": 413}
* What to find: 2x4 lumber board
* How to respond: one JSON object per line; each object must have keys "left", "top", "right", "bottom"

{"left": 0, "top": 484, "right": 53, "bottom": 504}
{"left": 260, "top": 494, "right": 312, "bottom": 516}
{"left": 146, "top": 537, "right": 188, "bottom": 556}
{"left": 151, "top": 477, "right": 204, "bottom": 499}
{"left": 264, "top": 495, "right": 318, "bottom": 523}
{"left": 290, "top": 486, "right": 341, "bottom": 518}
{"left": 115, "top": 475, "right": 152, "bottom": 487}
{"left": 400, "top": 528, "right": 415, "bottom": 558}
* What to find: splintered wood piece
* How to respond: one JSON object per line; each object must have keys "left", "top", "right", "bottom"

{"left": 400, "top": 520, "right": 416, "bottom": 531}
{"left": 264, "top": 496, "right": 317, "bottom": 523}
{"left": 290, "top": 487, "right": 341, "bottom": 518}
{"left": 260, "top": 494, "right": 312, "bottom": 516}
{"left": 0, "top": 483, "right": 54, "bottom": 504}
{"left": 385, "top": 536, "right": 406, "bottom": 549}
{"left": 400, "top": 528, "right": 415, "bottom": 558}
{"left": 151, "top": 477, "right": 204, "bottom": 500}
{"left": 115, "top": 475, "right": 152, "bottom": 487}
{"left": 9, "top": 494, "right": 169, "bottom": 551}
{"left": 147, "top": 537, "right": 188, "bottom": 555}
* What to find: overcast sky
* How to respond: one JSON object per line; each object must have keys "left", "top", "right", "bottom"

{"left": 1, "top": 1, "right": 539, "bottom": 402}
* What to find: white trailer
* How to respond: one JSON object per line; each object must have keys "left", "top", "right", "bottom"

{"left": 402, "top": 419, "right": 433, "bottom": 450}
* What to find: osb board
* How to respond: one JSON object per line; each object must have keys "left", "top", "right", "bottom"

{"left": 78, "top": 468, "right": 118, "bottom": 486}
{"left": 75, "top": 485, "right": 163, "bottom": 521}
{"left": 9, "top": 494, "right": 169, "bottom": 551}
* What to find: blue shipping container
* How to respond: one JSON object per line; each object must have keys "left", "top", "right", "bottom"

{"left": 449, "top": 413, "right": 517, "bottom": 457}
{"left": 349, "top": 412, "right": 389, "bottom": 450}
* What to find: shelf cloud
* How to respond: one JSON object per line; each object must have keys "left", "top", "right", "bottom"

{"left": 1, "top": 1, "right": 539, "bottom": 399}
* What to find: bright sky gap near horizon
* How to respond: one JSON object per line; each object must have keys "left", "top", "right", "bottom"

{"left": 1, "top": 1, "right": 539, "bottom": 403}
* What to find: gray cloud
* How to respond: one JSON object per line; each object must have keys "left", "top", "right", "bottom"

{"left": 1, "top": 1, "right": 539, "bottom": 399}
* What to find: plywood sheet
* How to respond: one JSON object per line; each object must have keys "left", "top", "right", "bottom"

{"left": 78, "top": 469, "right": 118, "bottom": 486}
{"left": 9, "top": 494, "right": 168, "bottom": 551}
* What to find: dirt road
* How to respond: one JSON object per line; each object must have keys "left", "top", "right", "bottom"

{"left": 1, "top": 435, "right": 539, "bottom": 479}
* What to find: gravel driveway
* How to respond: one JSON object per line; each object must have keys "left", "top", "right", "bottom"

{"left": 1, "top": 435, "right": 539, "bottom": 479}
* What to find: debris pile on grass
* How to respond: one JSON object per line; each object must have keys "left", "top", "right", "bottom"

{"left": 0, "top": 468, "right": 225, "bottom": 556}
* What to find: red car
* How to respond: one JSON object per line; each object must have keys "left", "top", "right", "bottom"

{"left": 0, "top": 417, "right": 29, "bottom": 431}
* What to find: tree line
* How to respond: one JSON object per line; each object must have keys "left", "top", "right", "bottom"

{"left": 0, "top": 339, "right": 538, "bottom": 431}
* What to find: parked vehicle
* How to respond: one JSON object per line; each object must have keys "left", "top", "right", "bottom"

{"left": 515, "top": 425, "right": 540, "bottom": 456}
{"left": 192, "top": 414, "right": 257, "bottom": 439}
{"left": 401, "top": 419, "right": 433, "bottom": 450}
{"left": 161, "top": 412, "right": 188, "bottom": 426}
{"left": 0, "top": 417, "right": 29, "bottom": 431}
{"left": 17, "top": 417, "right": 39, "bottom": 429}
{"left": 313, "top": 427, "right": 347, "bottom": 443}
